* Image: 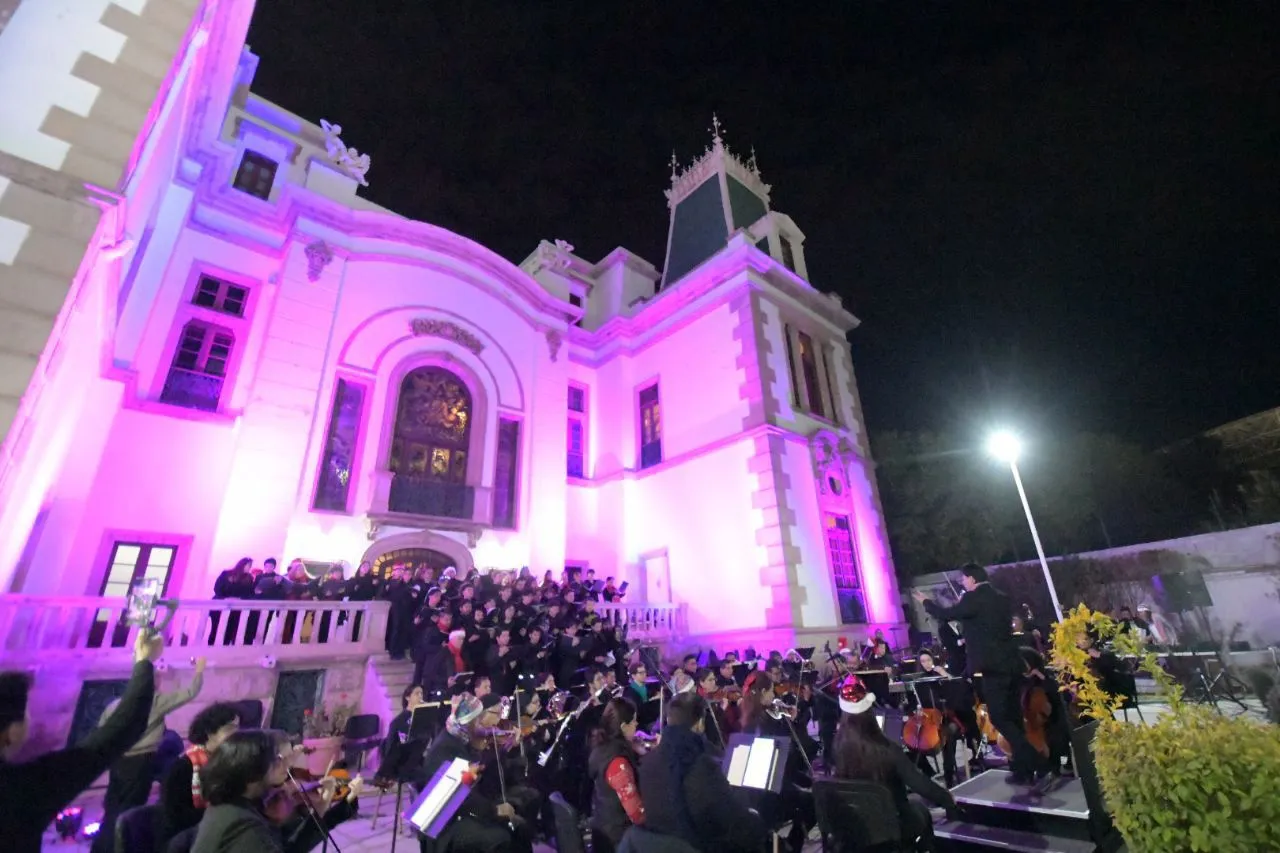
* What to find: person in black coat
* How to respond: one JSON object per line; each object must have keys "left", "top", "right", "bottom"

{"left": 588, "top": 698, "right": 646, "bottom": 853}
{"left": 0, "top": 631, "right": 162, "bottom": 853}
{"left": 637, "top": 693, "right": 766, "bottom": 853}
{"left": 913, "top": 563, "right": 1046, "bottom": 784}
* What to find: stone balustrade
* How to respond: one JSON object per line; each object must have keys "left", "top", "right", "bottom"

{"left": 0, "top": 595, "right": 689, "bottom": 668}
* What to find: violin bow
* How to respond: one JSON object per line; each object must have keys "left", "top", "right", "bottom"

{"left": 490, "top": 731, "right": 515, "bottom": 831}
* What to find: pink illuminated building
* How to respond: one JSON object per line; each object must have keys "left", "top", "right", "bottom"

{"left": 0, "top": 1, "right": 903, "bottom": 649}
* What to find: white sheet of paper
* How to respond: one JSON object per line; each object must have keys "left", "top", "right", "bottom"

{"left": 726, "top": 744, "right": 751, "bottom": 787}
{"left": 743, "top": 737, "right": 776, "bottom": 790}
{"left": 876, "top": 714, "right": 886, "bottom": 731}
{"left": 409, "top": 757, "right": 470, "bottom": 830}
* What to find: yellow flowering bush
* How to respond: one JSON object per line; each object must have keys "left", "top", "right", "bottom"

{"left": 1051, "top": 605, "right": 1280, "bottom": 852}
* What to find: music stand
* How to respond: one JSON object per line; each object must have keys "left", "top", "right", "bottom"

{"left": 405, "top": 757, "right": 474, "bottom": 839}
{"left": 721, "top": 734, "right": 791, "bottom": 795}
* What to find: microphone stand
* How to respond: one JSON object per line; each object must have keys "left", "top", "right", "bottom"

{"left": 284, "top": 767, "right": 344, "bottom": 853}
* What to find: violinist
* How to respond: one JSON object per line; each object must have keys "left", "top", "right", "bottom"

{"left": 156, "top": 701, "right": 241, "bottom": 852}
{"left": 190, "top": 730, "right": 357, "bottom": 853}
{"left": 739, "top": 672, "right": 814, "bottom": 852}
{"left": 416, "top": 693, "right": 527, "bottom": 853}
{"left": 697, "top": 667, "right": 739, "bottom": 742}
{"left": 863, "top": 638, "right": 897, "bottom": 672}
{"left": 586, "top": 698, "right": 647, "bottom": 853}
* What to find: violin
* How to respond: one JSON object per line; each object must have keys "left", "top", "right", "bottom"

{"left": 518, "top": 715, "right": 558, "bottom": 737}
{"left": 710, "top": 685, "right": 743, "bottom": 703}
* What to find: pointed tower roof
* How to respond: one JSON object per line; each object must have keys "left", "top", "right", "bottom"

{"left": 660, "top": 116, "right": 772, "bottom": 289}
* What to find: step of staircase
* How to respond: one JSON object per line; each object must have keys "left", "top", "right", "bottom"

{"left": 368, "top": 656, "right": 416, "bottom": 720}
{"left": 941, "top": 770, "right": 1097, "bottom": 849}
{"left": 935, "top": 821, "right": 1098, "bottom": 853}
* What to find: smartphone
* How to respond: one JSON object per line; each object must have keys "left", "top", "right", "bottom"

{"left": 125, "top": 577, "right": 161, "bottom": 628}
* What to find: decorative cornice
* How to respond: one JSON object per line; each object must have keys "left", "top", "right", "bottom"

{"left": 409, "top": 318, "right": 485, "bottom": 355}
{"left": 665, "top": 115, "right": 771, "bottom": 211}
{"left": 304, "top": 240, "right": 333, "bottom": 281}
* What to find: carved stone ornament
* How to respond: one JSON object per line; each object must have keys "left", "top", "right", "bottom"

{"left": 305, "top": 240, "right": 334, "bottom": 282}
{"left": 467, "top": 529, "right": 481, "bottom": 549}
{"left": 810, "top": 431, "right": 856, "bottom": 495}
{"left": 545, "top": 329, "right": 563, "bottom": 362}
{"left": 409, "top": 318, "right": 485, "bottom": 355}
{"left": 535, "top": 239, "right": 574, "bottom": 272}
{"left": 666, "top": 113, "right": 772, "bottom": 210}
{"left": 319, "top": 119, "right": 371, "bottom": 187}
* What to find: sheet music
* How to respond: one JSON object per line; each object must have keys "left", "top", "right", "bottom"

{"left": 726, "top": 744, "right": 751, "bottom": 787}
{"left": 408, "top": 757, "right": 470, "bottom": 830}
{"left": 875, "top": 714, "right": 886, "bottom": 731}
{"left": 743, "top": 737, "right": 775, "bottom": 790}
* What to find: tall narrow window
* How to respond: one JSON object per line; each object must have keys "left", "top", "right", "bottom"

{"left": 192, "top": 275, "right": 249, "bottom": 317}
{"left": 92, "top": 542, "right": 177, "bottom": 647}
{"left": 780, "top": 238, "right": 796, "bottom": 272}
{"left": 232, "top": 150, "right": 277, "bottom": 200}
{"left": 493, "top": 419, "right": 521, "bottom": 529}
{"left": 567, "top": 384, "right": 587, "bottom": 479}
{"left": 824, "top": 514, "right": 866, "bottom": 624}
{"left": 782, "top": 324, "right": 800, "bottom": 408}
{"left": 822, "top": 346, "right": 841, "bottom": 425}
{"left": 638, "top": 383, "right": 662, "bottom": 469}
{"left": 314, "top": 378, "right": 367, "bottom": 512}
{"left": 797, "top": 331, "right": 825, "bottom": 419}
{"left": 161, "top": 321, "right": 233, "bottom": 412}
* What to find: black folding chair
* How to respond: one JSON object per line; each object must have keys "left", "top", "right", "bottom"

{"left": 813, "top": 777, "right": 905, "bottom": 853}
{"left": 342, "top": 713, "right": 382, "bottom": 772}
{"left": 549, "top": 791, "right": 585, "bottom": 853}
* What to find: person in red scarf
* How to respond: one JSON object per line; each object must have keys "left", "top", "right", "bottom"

{"left": 156, "top": 702, "right": 240, "bottom": 852}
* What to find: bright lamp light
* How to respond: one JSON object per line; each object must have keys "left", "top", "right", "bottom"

{"left": 986, "top": 430, "right": 1022, "bottom": 464}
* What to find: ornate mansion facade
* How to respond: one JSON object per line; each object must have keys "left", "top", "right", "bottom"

{"left": 0, "top": 0, "right": 903, "bottom": 646}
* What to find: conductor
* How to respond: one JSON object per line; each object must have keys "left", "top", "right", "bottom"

{"left": 912, "top": 563, "right": 1047, "bottom": 786}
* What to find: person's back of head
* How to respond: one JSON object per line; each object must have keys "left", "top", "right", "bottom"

{"left": 834, "top": 711, "right": 896, "bottom": 783}
{"left": 665, "top": 693, "right": 707, "bottom": 730}
{"left": 0, "top": 671, "right": 32, "bottom": 759}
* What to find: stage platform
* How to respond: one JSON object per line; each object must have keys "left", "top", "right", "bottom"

{"left": 935, "top": 769, "right": 1107, "bottom": 853}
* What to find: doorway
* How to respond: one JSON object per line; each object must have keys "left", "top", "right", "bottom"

{"left": 371, "top": 548, "right": 456, "bottom": 580}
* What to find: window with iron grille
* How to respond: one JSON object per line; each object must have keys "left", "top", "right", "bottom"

{"left": 192, "top": 274, "right": 248, "bottom": 317}
{"left": 232, "top": 150, "right": 277, "bottom": 200}
{"left": 825, "top": 513, "right": 867, "bottom": 624}
{"left": 638, "top": 383, "right": 662, "bottom": 469}
{"left": 160, "top": 322, "right": 233, "bottom": 412}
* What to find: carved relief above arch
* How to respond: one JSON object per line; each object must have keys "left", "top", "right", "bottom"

{"left": 810, "top": 429, "right": 858, "bottom": 511}
{"left": 360, "top": 529, "right": 475, "bottom": 575}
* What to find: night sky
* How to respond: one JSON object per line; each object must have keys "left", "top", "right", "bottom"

{"left": 246, "top": 3, "right": 1279, "bottom": 448}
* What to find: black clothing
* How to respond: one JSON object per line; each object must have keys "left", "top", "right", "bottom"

{"left": 834, "top": 744, "right": 956, "bottom": 848}
{"left": 191, "top": 799, "right": 282, "bottom": 853}
{"left": 415, "top": 729, "right": 526, "bottom": 853}
{"left": 0, "top": 660, "right": 156, "bottom": 853}
{"left": 638, "top": 724, "right": 765, "bottom": 853}
{"left": 923, "top": 583, "right": 1020, "bottom": 676}
{"left": 158, "top": 755, "right": 203, "bottom": 852}
{"left": 90, "top": 751, "right": 155, "bottom": 853}
{"left": 588, "top": 737, "right": 641, "bottom": 849}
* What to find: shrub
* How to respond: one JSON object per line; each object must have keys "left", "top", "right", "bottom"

{"left": 1051, "top": 605, "right": 1280, "bottom": 853}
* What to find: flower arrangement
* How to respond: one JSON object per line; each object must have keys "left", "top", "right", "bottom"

{"left": 1051, "top": 605, "right": 1280, "bottom": 852}
{"left": 301, "top": 702, "right": 356, "bottom": 740}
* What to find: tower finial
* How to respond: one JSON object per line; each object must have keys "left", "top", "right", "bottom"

{"left": 748, "top": 145, "right": 759, "bottom": 173}
{"left": 711, "top": 113, "right": 724, "bottom": 148}
{"left": 670, "top": 150, "right": 679, "bottom": 181}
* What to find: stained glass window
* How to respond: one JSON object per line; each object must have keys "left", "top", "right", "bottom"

{"left": 825, "top": 513, "right": 867, "bottom": 624}
{"left": 389, "top": 367, "right": 472, "bottom": 484}
{"left": 493, "top": 419, "right": 521, "bottom": 528}
{"left": 314, "top": 378, "right": 367, "bottom": 512}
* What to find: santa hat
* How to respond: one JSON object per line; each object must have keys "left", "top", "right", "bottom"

{"left": 838, "top": 675, "right": 876, "bottom": 715}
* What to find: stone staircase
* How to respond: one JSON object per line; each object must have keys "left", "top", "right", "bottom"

{"left": 366, "top": 656, "right": 416, "bottom": 723}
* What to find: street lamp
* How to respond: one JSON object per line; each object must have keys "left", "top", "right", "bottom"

{"left": 986, "top": 430, "right": 1064, "bottom": 621}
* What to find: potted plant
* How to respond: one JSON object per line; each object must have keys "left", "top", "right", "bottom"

{"left": 299, "top": 703, "right": 355, "bottom": 776}
{"left": 1051, "top": 605, "right": 1280, "bottom": 852}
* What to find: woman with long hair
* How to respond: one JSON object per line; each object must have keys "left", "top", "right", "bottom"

{"left": 191, "top": 730, "right": 358, "bottom": 853}
{"left": 738, "top": 671, "right": 813, "bottom": 851}
{"left": 587, "top": 698, "right": 646, "bottom": 853}
{"left": 832, "top": 677, "right": 960, "bottom": 851}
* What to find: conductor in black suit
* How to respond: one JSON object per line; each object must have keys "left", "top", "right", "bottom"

{"left": 912, "top": 563, "right": 1046, "bottom": 785}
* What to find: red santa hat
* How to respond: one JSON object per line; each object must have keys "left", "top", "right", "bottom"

{"left": 838, "top": 675, "right": 876, "bottom": 715}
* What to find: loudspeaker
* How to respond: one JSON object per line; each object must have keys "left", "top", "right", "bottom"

{"left": 1157, "top": 569, "right": 1213, "bottom": 612}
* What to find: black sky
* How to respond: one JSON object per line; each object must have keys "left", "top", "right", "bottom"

{"left": 245, "top": 2, "right": 1280, "bottom": 448}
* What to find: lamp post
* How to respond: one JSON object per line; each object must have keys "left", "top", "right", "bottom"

{"left": 986, "top": 430, "right": 1064, "bottom": 622}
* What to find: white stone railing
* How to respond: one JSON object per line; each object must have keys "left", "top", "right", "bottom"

{"left": 598, "top": 601, "right": 688, "bottom": 641}
{"left": 0, "top": 596, "right": 389, "bottom": 665}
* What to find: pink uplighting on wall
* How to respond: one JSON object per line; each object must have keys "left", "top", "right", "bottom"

{"left": 0, "top": 5, "right": 904, "bottom": 644}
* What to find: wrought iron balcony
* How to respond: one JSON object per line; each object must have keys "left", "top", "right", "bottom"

{"left": 159, "top": 368, "right": 224, "bottom": 411}
{"left": 387, "top": 475, "right": 475, "bottom": 519}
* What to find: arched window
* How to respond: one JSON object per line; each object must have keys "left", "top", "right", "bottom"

{"left": 389, "top": 367, "right": 472, "bottom": 484}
